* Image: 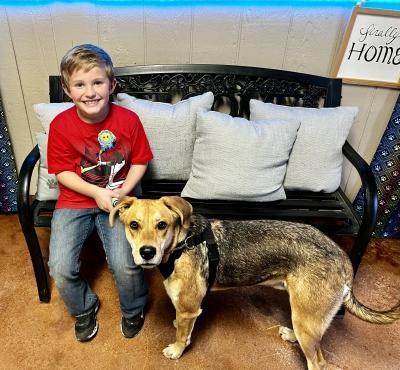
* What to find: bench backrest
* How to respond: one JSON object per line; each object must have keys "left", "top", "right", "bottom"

{"left": 49, "top": 64, "right": 343, "bottom": 198}
{"left": 50, "top": 64, "right": 342, "bottom": 114}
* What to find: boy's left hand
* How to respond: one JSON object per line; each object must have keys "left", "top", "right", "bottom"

{"left": 112, "top": 188, "right": 125, "bottom": 199}
{"left": 111, "top": 188, "right": 129, "bottom": 207}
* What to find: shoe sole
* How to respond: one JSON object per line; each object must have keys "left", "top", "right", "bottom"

{"left": 76, "top": 301, "right": 100, "bottom": 342}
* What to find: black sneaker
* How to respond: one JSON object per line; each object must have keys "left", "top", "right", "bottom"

{"left": 75, "top": 300, "right": 100, "bottom": 342}
{"left": 121, "top": 312, "right": 144, "bottom": 338}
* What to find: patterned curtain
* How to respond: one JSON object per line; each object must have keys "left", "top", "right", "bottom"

{"left": 354, "top": 93, "right": 400, "bottom": 238}
{"left": 0, "top": 97, "right": 17, "bottom": 213}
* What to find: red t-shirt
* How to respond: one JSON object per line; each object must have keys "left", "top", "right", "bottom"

{"left": 48, "top": 103, "right": 153, "bottom": 208}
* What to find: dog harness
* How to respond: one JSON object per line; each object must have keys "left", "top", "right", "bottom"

{"left": 158, "top": 224, "right": 220, "bottom": 288}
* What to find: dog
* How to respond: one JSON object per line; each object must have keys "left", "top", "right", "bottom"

{"left": 110, "top": 196, "right": 400, "bottom": 370}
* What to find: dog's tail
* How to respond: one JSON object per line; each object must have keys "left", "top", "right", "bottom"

{"left": 343, "top": 289, "right": 400, "bottom": 324}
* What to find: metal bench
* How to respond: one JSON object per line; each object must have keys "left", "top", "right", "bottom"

{"left": 17, "top": 64, "right": 378, "bottom": 303}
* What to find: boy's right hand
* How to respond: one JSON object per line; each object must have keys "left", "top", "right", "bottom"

{"left": 56, "top": 171, "right": 116, "bottom": 212}
{"left": 93, "top": 187, "right": 117, "bottom": 212}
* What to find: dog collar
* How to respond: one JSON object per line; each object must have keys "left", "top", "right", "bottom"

{"left": 175, "top": 231, "right": 206, "bottom": 250}
{"left": 158, "top": 224, "right": 219, "bottom": 288}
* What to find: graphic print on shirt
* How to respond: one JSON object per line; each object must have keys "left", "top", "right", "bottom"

{"left": 80, "top": 130, "right": 126, "bottom": 189}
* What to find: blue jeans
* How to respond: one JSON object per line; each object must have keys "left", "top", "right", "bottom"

{"left": 48, "top": 208, "right": 148, "bottom": 318}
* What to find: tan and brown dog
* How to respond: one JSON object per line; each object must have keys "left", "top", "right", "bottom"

{"left": 110, "top": 195, "right": 400, "bottom": 370}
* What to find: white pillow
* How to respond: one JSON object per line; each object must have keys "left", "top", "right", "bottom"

{"left": 250, "top": 101, "right": 358, "bottom": 193}
{"left": 35, "top": 132, "right": 60, "bottom": 201}
{"left": 181, "top": 110, "right": 300, "bottom": 201}
{"left": 33, "top": 102, "right": 74, "bottom": 132}
{"left": 116, "top": 92, "right": 214, "bottom": 180}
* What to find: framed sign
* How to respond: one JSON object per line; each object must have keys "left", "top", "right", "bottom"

{"left": 331, "top": 7, "right": 400, "bottom": 89}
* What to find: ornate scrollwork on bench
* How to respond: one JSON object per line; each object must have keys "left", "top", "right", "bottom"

{"left": 115, "top": 72, "right": 326, "bottom": 117}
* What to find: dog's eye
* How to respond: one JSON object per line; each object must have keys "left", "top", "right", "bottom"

{"left": 157, "top": 221, "right": 167, "bottom": 230}
{"left": 130, "top": 221, "right": 139, "bottom": 230}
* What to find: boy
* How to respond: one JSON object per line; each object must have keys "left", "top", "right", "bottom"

{"left": 47, "top": 44, "right": 153, "bottom": 342}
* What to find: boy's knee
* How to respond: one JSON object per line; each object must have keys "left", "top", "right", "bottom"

{"left": 48, "top": 258, "right": 79, "bottom": 282}
{"left": 110, "top": 260, "right": 143, "bottom": 282}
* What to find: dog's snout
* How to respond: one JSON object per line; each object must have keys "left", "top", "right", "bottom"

{"left": 140, "top": 246, "right": 157, "bottom": 261}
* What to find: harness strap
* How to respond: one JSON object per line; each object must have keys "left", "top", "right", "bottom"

{"left": 157, "top": 247, "right": 184, "bottom": 279}
{"left": 203, "top": 226, "right": 219, "bottom": 289}
{"left": 157, "top": 230, "right": 198, "bottom": 279}
{"left": 157, "top": 225, "right": 220, "bottom": 288}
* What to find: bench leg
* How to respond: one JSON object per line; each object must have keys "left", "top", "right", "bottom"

{"left": 331, "top": 233, "right": 370, "bottom": 320}
{"left": 334, "top": 234, "right": 368, "bottom": 320}
{"left": 29, "top": 237, "right": 51, "bottom": 303}
{"left": 349, "top": 231, "right": 370, "bottom": 277}
{"left": 19, "top": 221, "right": 50, "bottom": 303}
{"left": 338, "top": 228, "right": 373, "bottom": 320}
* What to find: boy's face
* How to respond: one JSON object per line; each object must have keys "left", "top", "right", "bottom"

{"left": 64, "top": 66, "right": 116, "bottom": 124}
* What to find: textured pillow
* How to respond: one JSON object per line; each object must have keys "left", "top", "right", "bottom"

{"left": 181, "top": 110, "right": 300, "bottom": 201}
{"left": 33, "top": 102, "right": 74, "bottom": 133}
{"left": 250, "top": 101, "right": 358, "bottom": 193}
{"left": 35, "top": 132, "right": 60, "bottom": 201}
{"left": 116, "top": 92, "right": 214, "bottom": 180}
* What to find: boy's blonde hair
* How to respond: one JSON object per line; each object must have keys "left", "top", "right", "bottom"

{"left": 60, "top": 44, "right": 114, "bottom": 89}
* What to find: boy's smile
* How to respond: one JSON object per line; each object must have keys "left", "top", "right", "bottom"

{"left": 64, "top": 66, "right": 116, "bottom": 124}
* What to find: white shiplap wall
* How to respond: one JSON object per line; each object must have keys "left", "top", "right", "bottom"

{"left": 0, "top": 3, "right": 398, "bottom": 200}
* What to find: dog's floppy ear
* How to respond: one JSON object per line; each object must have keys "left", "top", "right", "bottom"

{"left": 160, "top": 196, "right": 192, "bottom": 229}
{"left": 109, "top": 196, "right": 137, "bottom": 227}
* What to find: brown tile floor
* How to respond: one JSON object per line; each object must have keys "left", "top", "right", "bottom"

{"left": 1, "top": 213, "right": 399, "bottom": 370}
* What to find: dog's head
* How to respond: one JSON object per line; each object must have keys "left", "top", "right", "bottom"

{"left": 109, "top": 196, "right": 193, "bottom": 267}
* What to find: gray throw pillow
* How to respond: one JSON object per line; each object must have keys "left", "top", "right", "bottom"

{"left": 181, "top": 110, "right": 300, "bottom": 201}
{"left": 116, "top": 92, "right": 214, "bottom": 180}
{"left": 250, "top": 101, "right": 358, "bottom": 193}
{"left": 33, "top": 102, "right": 74, "bottom": 133}
{"left": 35, "top": 132, "right": 60, "bottom": 201}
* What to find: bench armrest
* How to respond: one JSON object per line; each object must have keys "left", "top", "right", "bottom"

{"left": 17, "top": 144, "right": 40, "bottom": 220}
{"left": 342, "top": 140, "right": 378, "bottom": 269}
{"left": 16, "top": 145, "right": 51, "bottom": 302}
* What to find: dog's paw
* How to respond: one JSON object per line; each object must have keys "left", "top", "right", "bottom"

{"left": 279, "top": 326, "right": 297, "bottom": 343}
{"left": 173, "top": 319, "right": 177, "bottom": 328}
{"left": 162, "top": 343, "right": 184, "bottom": 359}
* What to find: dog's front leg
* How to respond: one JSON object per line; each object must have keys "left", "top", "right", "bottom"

{"left": 163, "top": 274, "right": 207, "bottom": 359}
{"left": 163, "top": 309, "right": 202, "bottom": 359}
